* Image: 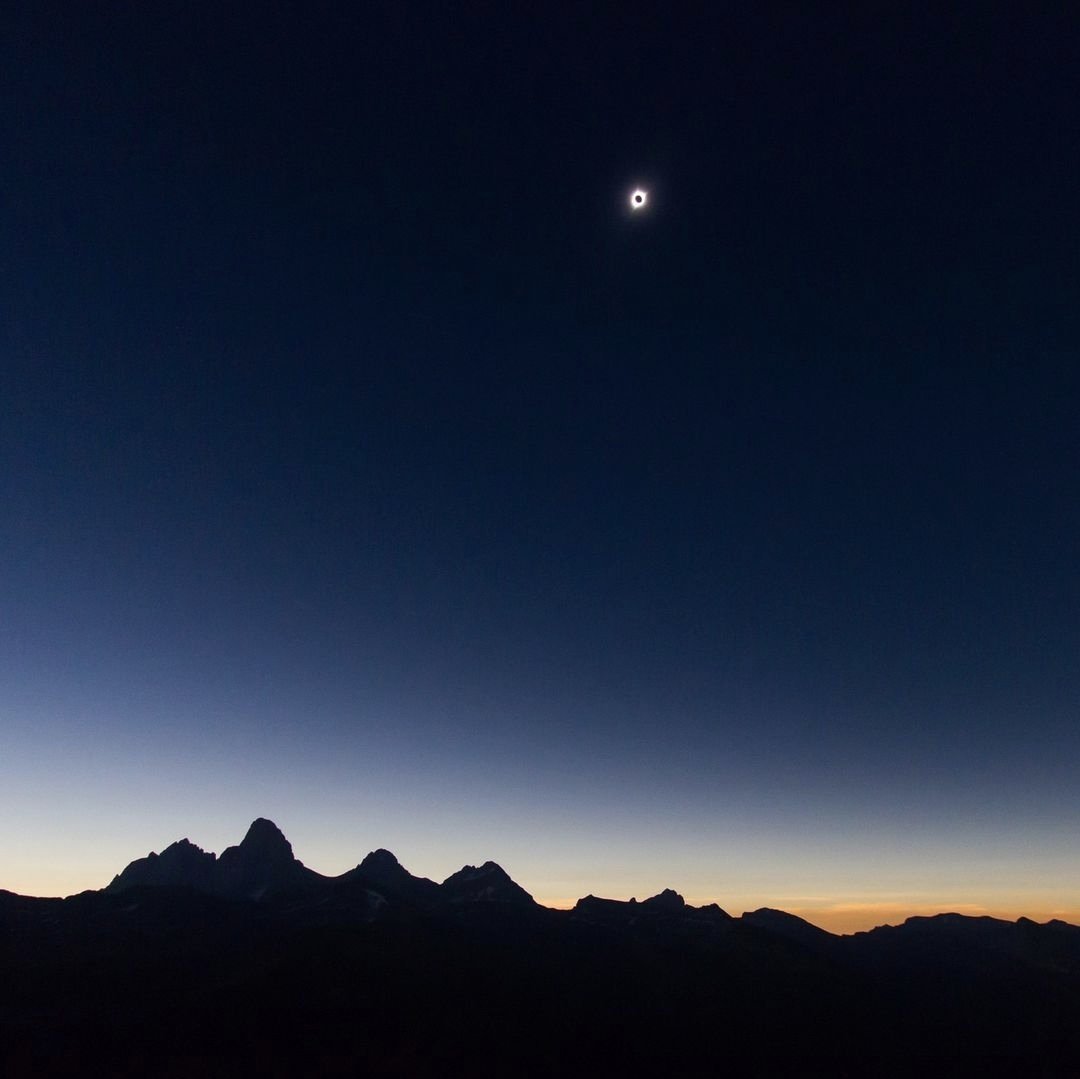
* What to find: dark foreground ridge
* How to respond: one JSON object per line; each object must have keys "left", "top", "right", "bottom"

{"left": 4, "top": 820, "right": 1080, "bottom": 1077}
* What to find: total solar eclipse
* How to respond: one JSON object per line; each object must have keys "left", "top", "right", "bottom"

{"left": 629, "top": 188, "right": 648, "bottom": 211}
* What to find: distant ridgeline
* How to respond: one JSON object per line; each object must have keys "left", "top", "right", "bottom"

{"left": 4, "top": 819, "right": 1080, "bottom": 1077}
{"left": 105, "top": 817, "right": 539, "bottom": 908}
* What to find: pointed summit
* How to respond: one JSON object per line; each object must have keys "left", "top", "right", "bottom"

{"left": 359, "top": 848, "right": 402, "bottom": 874}
{"left": 215, "top": 819, "right": 320, "bottom": 900}
{"left": 235, "top": 818, "right": 295, "bottom": 863}
{"left": 641, "top": 888, "right": 686, "bottom": 913}
{"left": 349, "top": 849, "right": 440, "bottom": 905}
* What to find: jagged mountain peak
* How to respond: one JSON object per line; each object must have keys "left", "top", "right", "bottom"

{"left": 348, "top": 848, "right": 440, "bottom": 904}
{"left": 212, "top": 819, "right": 318, "bottom": 900}
{"left": 234, "top": 818, "right": 294, "bottom": 860}
{"left": 108, "top": 835, "right": 217, "bottom": 893}
{"left": 441, "top": 860, "right": 535, "bottom": 905}
{"left": 444, "top": 861, "right": 508, "bottom": 883}
{"left": 164, "top": 837, "right": 203, "bottom": 851}
{"left": 641, "top": 888, "right": 686, "bottom": 912}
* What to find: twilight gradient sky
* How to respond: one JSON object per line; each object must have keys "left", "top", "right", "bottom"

{"left": 3, "top": 5, "right": 1079, "bottom": 933}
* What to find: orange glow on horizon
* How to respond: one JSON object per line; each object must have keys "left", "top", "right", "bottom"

{"left": 8, "top": 873, "right": 1079, "bottom": 938}
{"left": 532, "top": 895, "right": 1080, "bottom": 935}
{"left": 784, "top": 904, "right": 1080, "bottom": 935}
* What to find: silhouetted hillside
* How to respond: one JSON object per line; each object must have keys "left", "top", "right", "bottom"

{"left": 5, "top": 820, "right": 1080, "bottom": 1077}
{"left": 345, "top": 848, "right": 441, "bottom": 906}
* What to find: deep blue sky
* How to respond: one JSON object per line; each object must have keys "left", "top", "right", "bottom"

{"left": 3, "top": 5, "right": 1079, "bottom": 929}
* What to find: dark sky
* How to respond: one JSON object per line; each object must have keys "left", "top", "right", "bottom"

{"left": 3, "top": 4, "right": 1079, "bottom": 928}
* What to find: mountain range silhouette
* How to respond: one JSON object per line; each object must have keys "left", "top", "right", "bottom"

{"left": 5, "top": 818, "right": 1080, "bottom": 1077}
{"left": 105, "top": 817, "right": 710, "bottom": 916}
{"left": 107, "top": 818, "right": 543, "bottom": 909}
